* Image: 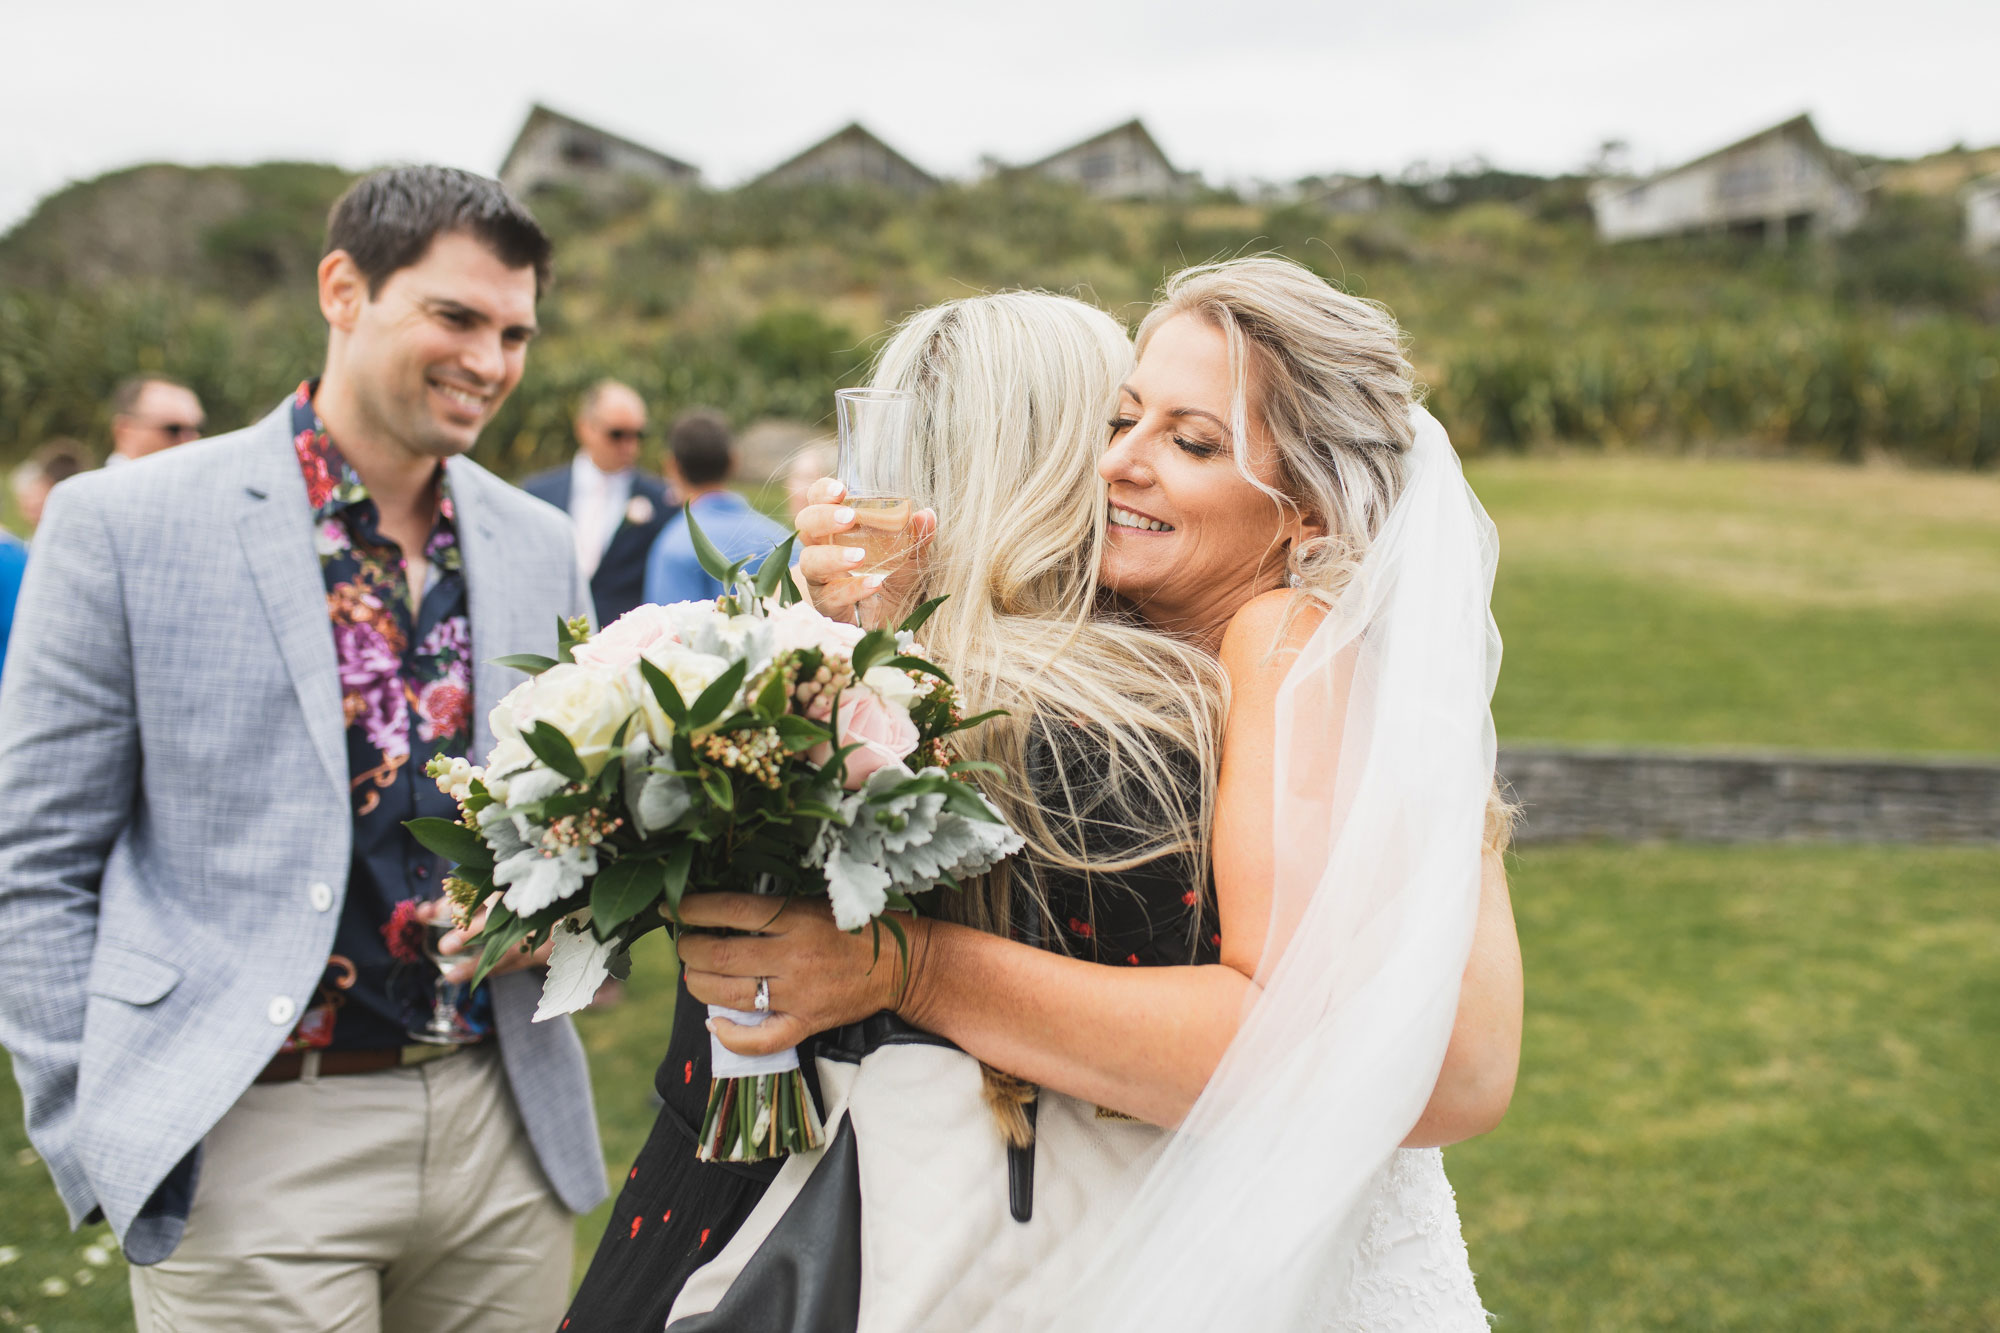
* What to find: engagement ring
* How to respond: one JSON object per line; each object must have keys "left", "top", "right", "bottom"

{"left": 754, "top": 977, "right": 771, "bottom": 1013}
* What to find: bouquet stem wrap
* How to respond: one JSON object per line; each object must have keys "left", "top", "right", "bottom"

{"left": 698, "top": 1006, "right": 824, "bottom": 1161}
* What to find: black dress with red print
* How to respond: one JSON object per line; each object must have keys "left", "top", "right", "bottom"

{"left": 559, "top": 721, "right": 1216, "bottom": 1331}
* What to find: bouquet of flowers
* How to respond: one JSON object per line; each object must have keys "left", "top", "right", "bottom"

{"left": 409, "top": 519, "right": 1021, "bottom": 1161}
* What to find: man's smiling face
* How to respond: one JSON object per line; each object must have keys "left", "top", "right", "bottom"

{"left": 339, "top": 230, "right": 539, "bottom": 459}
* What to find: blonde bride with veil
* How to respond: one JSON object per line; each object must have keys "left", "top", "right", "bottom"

{"left": 575, "top": 257, "right": 1517, "bottom": 1332}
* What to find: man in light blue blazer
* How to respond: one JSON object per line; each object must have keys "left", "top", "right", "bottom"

{"left": 0, "top": 167, "right": 607, "bottom": 1330}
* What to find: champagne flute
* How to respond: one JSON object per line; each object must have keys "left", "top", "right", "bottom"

{"left": 834, "top": 388, "right": 917, "bottom": 626}
{"left": 407, "top": 911, "right": 477, "bottom": 1046}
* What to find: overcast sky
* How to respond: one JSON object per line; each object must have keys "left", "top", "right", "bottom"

{"left": 5, "top": 0, "right": 1997, "bottom": 230}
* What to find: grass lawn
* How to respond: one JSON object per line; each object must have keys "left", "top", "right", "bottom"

{"left": 1451, "top": 843, "right": 2000, "bottom": 1331}
{"left": 1468, "top": 453, "right": 2000, "bottom": 754}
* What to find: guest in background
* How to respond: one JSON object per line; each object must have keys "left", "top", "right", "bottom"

{"left": 784, "top": 440, "right": 838, "bottom": 522}
{"left": 0, "top": 523, "right": 23, "bottom": 679}
{"left": 11, "top": 439, "right": 94, "bottom": 530}
{"left": 107, "top": 376, "right": 205, "bottom": 465}
{"left": 644, "top": 408, "right": 786, "bottom": 605}
{"left": 520, "top": 379, "right": 675, "bottom": 626}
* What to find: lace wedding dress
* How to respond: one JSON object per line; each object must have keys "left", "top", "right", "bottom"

{"left": 1308, "top": 1148, "right": 1491, "bottom": 1330}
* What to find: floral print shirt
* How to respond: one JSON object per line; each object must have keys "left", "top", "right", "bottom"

{"left": 282, "top": 381, "right": 491, "bottom": 1051}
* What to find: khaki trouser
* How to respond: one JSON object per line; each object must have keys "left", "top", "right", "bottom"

{"left": 129, "top": 1044, "right": 572, "bottom": 1333}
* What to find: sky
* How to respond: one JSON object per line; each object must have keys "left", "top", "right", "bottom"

{"left": 4, "top": 0, "right": 1998, "bottom": 230}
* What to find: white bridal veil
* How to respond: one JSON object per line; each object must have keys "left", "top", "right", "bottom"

{"left": 1042, "top": 406, "right": 1503, "bottom": 1329}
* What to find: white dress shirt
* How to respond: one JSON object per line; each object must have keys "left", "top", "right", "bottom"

{"left": 568, "top": 453, "right": 635, "bottom": 579}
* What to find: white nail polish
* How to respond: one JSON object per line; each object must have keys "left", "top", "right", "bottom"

{"left": 834, "top": 507, "right": 855, "bottom": 524}
{"left": 864, "top": 573, "right": 889, "bottom": 588}
{"left": 843, "top": 547, "right": 866, "bottom": 563}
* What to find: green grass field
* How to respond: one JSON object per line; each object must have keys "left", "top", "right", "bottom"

{"left": 2, "top": 453, "right": 1995, "bottom": 1330}
{"left": 1471, "top": 454, "right": 2000, "bottom": 754}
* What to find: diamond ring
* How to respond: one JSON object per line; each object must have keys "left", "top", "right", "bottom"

{"left": 754, "top": 977, "right": 771, "bottom": 1013}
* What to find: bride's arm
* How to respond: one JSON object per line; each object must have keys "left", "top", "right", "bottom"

{"left": 683, "top": 594, "right": 1519, "bottom": 1137}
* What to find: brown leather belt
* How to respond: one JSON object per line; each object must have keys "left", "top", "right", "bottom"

{"left": 256, "top": 1044, "right": 471, "bottom": 1084}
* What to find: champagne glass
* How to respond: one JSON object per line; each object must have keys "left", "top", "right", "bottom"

{"left": 834, "top": 388, "right": 917, "bottom": 626}
{"left": 407, "top": 912, "right": 477, "bottom": 1046}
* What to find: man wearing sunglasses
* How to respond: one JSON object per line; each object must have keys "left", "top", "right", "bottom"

{"left": 107, "top": 376, "right": 205, "bottom": 465}
{"left": 520, "top": 378, "right": 676, "bottom": 625}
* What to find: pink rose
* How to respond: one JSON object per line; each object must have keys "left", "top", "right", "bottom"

{"left": 811, "top": 686, "right": 921, "bottom": 790}
{"left": 571, "top": 603, "right": 681, "bottom": 673}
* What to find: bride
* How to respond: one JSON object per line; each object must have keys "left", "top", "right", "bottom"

{"left": 661, "top": 257, "right": 1517, "bottom": 1329}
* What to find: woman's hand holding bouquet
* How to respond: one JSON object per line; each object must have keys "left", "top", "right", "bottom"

{"left": 408, "top": 514, "right": 1021, "bottom": 1160}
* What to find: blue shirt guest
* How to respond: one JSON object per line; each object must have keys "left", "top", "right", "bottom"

{"left": 0, "top": 166, "right": 605, "bottom": 1332}
{"left": 520, "top": 379, "right": 675, "bottom": 627}
{"left": 645, "top": 409, "right": 787, "bottom": 605}
{"left": 0, "top": 527, "right": 25, "bottom": 678}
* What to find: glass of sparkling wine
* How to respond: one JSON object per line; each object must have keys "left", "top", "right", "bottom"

{"left": 408, "top": 912, "right": 476, "bottom": 1046}
{"left": 834, "top": 388, "right": 917, "bottom": 626}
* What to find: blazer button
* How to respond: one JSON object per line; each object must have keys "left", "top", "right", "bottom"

{"left": 267, "top": 996, "right": 297, "bottom": 1026}
{"left": 308, "top": 881, "right": 334, "bottom": 912}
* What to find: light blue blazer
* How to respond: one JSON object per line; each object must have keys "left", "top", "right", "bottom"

{"left": 0, "top": 401, "right": 610, "bottom": 1263}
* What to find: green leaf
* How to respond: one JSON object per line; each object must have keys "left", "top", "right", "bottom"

{"left": 754, "top": 533, "right": 798, "bottom": 598}
{"left": 404, "top": 817, "right": 491, "bottom": 869}
{"left": 774, "top": 715, "right": 833, "bottom": 750}
{"left": 638, "top": 658, "right": 689, "bottom": 726}
{"left": 700, "top": 768, "right": 735, "bottom": 812}
{"left": 850, "top": 628, "right": 897, "bottom": 679}
{"left": 688, "top": 659, "right": 750, "bottom": 730}
{"left": 522, "top": 721, "right": 588, "bottom": 785}
{"left": 897, "top": 594, "right": 949, "bottom": 636}
{"left": 942, "top": 708, "right": 1009, "bottom": 735}
{"left": 885, "top": 653, "right": 951, "bottom": 684}
{"left": 490, "top": 653, "right": 557, "bottom": 675}
{"left": 940, "top": 781, "right": 1005, "bottom": 824}
{"left": 554, "top": 616, "right": 577, "bottom": 666}
{"left": 946, "top": 760, "right": 1006, "bottom": 778}
{"left": 752, "top": 669, "right": 788, "bottom": 721}
{"left": 590, "top": 858, "right": 665, "bottom": 935}
{"left": 793, "top": 800, "right": 842, "bottom": 821}
{"left": 659, "top": 843, "right": 695, "bottom": 919}
{"left": 880, "top": 914, "right": 911, "bottom": 983}
{"left": 468, "top": 903, "right": 531, "bottom": 989}
{"left": 684, "top": 505, "right": 733, "bottom": 584}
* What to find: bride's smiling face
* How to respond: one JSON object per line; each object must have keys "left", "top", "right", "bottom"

{"left": 1099, "top": 313, "right": 1317, "bottom": 643}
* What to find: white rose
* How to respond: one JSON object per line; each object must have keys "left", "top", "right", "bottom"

{"left": 521, "top": 663, "right": 635, "bottom": 776}
{"left": 488, "top": 680, "right": 533, "bottom": 744}
{"left": 764, "top": 600, "right": 866, "bottom": 661}
{"left": 859, "top": 665, "right": 919, "bottom": 712}
{"left": 633, "top": 643, "right": 733, "bottom": 744}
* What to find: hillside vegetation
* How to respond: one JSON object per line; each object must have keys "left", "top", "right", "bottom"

{"left": 2, "top": 159, "right": 1997, "bottom": 473}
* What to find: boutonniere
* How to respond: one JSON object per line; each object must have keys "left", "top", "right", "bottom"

{"left": 625, "top": 495, "right": 656, "bottom": 527}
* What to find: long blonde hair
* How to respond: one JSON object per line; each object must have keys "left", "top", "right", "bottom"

{"left": 1136, "top": 257, "right": 1516, "bottom": 853}
{"left": 866, "top": 291, "right": 1227, "bottom": 941}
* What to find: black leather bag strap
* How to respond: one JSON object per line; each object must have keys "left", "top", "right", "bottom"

{"left": 667, "top": 1115, "right": 864, "bottom": 1333}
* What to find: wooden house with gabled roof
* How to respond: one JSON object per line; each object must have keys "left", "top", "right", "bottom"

{"left": 498, "top": 103, "right": 700, "bottom": 198}
{"left": 1588, "top": 113, "right": 1866, "bottom": 246}
{"left": 750, "top": 122, "right": 938, "bottom": 194}
{"left": 1023, "top": 119, "right": 1195, "bottom": 200}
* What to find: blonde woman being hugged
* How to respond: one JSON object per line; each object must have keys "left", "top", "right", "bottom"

{"left": 670, "top": 266, "right": 1519, "bottom": 1331}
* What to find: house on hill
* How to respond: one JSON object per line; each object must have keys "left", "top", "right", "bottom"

{"left": 499, "top": 104, "right": 700, "bottom": 198}
{"left": 751, "top": 123, "right": 938, "bottom": 193}
{"left": 1588, "top": 114, "right": 1866, "bottom": 246}
{"left": 1964, "top": 176, "right": 2000, "bottom": 256}
{"left": 1024, "top": 119, "right": 1195, "bottom": 200}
